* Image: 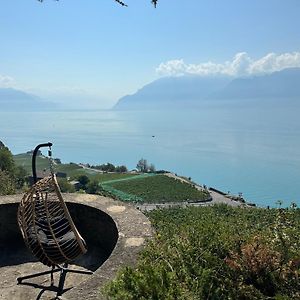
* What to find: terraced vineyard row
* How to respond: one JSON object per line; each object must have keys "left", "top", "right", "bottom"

{"left": 104, "top": 174, "right": 210, "bottom": 203}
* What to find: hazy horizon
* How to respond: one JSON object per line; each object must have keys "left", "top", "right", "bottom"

{"left": 1, "top": 1, "right": 300, "bottom": 109}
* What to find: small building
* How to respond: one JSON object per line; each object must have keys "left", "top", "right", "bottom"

{"left": 69, "top": 180, "right": 81, "bottom": 191}
{"left": 56, "top": 172, "right": 67, "bottom": 178}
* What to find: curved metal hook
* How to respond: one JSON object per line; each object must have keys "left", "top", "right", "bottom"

{"left": 32, "top": 142, "right": 53, "bottom": 183}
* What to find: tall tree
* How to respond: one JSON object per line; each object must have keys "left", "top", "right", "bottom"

{"left": 0, "top": 170, "right": 15, "bottom": 195}
{"left": 149, "top": 163, "right": 156, "bottom": 173}
{"left": 77, "top": 174, "right": 90, "bottom": 190}
{"left": 0, "top": 146, "right": 15, "bottom": 176}
{"left": 136, "top": 158, "right": 148, "bottom": 173}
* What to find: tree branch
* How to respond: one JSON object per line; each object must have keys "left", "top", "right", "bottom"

{"left": 37, "top": 0, "right": 157, "bottom": 8}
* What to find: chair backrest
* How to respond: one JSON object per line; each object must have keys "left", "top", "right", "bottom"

{"left": 18, "top": 174, "right": 87, "bottom": 267}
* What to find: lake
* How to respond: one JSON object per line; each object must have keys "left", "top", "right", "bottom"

{"left": 1, "top": 98, "right": 300, "bottom": 207}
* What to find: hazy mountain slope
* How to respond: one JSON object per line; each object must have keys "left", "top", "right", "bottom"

{"left": 114, "top": 76, "right": 230, "bottom": 110}
{"left": 0, "top": 88, "right": 54, "bottom": 111}
{"left": 113, "top": 68, "right": 300, "bottom": 110}
{"left": 211, "top": 68, "right": 300, "bottom": 99}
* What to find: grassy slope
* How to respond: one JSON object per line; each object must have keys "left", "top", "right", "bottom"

{"left": 108, "top": 174, "right": 209, "bottom": 203}
{"left": 14, "top": 153, "right": 50, "bottom": 172}
{"left": 13, "top": 153, "right": 138, "bottom": 181}
{"left": 14, "top": 154, "right": 207, "bottom": 203}
{"left": 91, "top": 173, "right": 138, "bottom": 183}
{"left": 105, "top": 205, "right": 300, "bottom": 299}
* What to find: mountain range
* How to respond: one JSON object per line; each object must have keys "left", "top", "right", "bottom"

{"left": 114, "top": 68, "right": 300, "bottom": 110}
{"left": 0, "top": 88, "right": 54, "bottom": 111}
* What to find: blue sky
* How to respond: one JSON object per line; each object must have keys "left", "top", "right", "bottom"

{"left": 1, "top": 0, "right": 300, "bottom": 108}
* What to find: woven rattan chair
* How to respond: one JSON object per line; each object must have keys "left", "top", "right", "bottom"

{"left": 17, "top": 142, "right": 92, "bottom": 297}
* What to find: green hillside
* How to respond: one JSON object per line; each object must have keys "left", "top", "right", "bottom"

{"left": 13, "top": 152, "right": 138, "bottom": 181}
{"left": 13, "top": 153, "right": 208, "bottom": 204}
{"left": 14, "top": 153, "right": 51, "bottom": 172}
{"left": 106, "top": 205, "right": 300, "bottom": 299}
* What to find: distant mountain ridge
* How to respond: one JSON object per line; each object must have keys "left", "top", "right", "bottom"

{"left": 114, "top": 76, "right": 230, "bottom": 110}
{"left": 114, "top": 68, "right": 300, "bottom": 110}
{"left": 0, "top": 88, "right": 54, "bottom": 111}
{"left": 212, "top": 68, "right": 300, "bottom": 99}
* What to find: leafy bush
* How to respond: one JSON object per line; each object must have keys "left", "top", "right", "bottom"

{"left": 77, "top": 174, "right": 90, "bottom": 190}
{"left": 57, "top": 178, "right": 75, "bottom": 193}
{"left": 14, "top": 165, "right": 28, "bottom": 189}
{"left": 0, "top": 146, "right": 15, "bottom": 175}
{"left": 0, "top": 170, "right": 15, "bottom": 195}
{"left": 0, "top": 143, "right": 28, "bottom": 193}
{"left": 86, "top": 180, "right": 103, "bottom": 194}
{"left": 105, "top": 205, "right": 300, "bottom": 299}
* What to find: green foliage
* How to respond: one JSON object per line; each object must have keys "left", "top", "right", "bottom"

{"left": 0, "top": 146, "right": 15, "bottom": 176}
{"left": 98, "top": 162, "right": 116, "bottom": 172}
{"left": 105, "top": 205, "right": 300, "bottom": 299}
{"left": 91, "top": 163, "right": 128, "bottom": 173}
{"left": 14, "top": 153, "right": 135, "bottom": 180}
{"left": 14, "top": 153, "right": 50, "bottom": 173}
{"left": 14, "top": 165, "right": 28, "bottom": 189}
{"left": 0, "top": 170, "right": 15, "bottom": 195}
{"left": 115, "top": 165, "right": 128, "bottom": 173}
{"left": 77, "top": 188, "right": 86, "bottom": 194}
{"left": 57, "top": 178, "right": 75, "bottom": 193}
{"left": 0, "top": 144, "right": 28, "bottom": 193}
{"left": 77, "top": 174, "right": 89, "bottom": 185}
{"left": 97, "top": 173, "right": 142, "bottom": 184}
{"left": 55, "top": 163, "right": 82, "bottom": 175}
{"left": 77, "top": 174, "right": 90, "bottom": 190}
{"left": 101, "top": 184, "right": 143, "bottom": 202}
{"left": 108, "top": 175, "right": 210, "bottom": 203}
{"left": 86, "top": 180, "right": 102, "bottom": 194}
{"left": 136, "top": 158, "right": 155, "bottom": 173}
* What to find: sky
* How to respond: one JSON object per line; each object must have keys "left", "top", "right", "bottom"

{"left": 0, "top": 0, "right": 300, "bottom": 108}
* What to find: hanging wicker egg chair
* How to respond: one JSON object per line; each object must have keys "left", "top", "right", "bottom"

{"left": 17, "top": 142, "right": 92, "bottom": 297}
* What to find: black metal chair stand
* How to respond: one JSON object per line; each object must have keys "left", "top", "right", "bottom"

{"left": 17, "top": 263, "right": 93, "bottom": 297}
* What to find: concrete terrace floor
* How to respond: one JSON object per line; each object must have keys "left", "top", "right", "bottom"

{"left": 0, "top": 194, "right": 153, "bottom": 300}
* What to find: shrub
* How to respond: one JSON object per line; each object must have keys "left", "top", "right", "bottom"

{"left": 0, "top": 146, "right": 15, "bottom": 176}
{"left": 57, "top": 178, "right": 75, "bottom": 193}
{"left": 105, "top": 205, "right": 300, "bottom": 299}
{"left": 14, "top": 165, "right": 28, "bottom": 189}
{"left": 86, "top": 180, "right": 103, "bottom": 194}
{"left": 77, "top": 174, "right": 90, "bottom": 190}
{"left": 0, "top": 170, "right": 15, "bottom": 195}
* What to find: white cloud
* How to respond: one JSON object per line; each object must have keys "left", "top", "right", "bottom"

{"left": 156, "top": 52, "right": 300, "bottom": 77}
{"left": 0, "top": 74, "right": 15, "bottom": 87}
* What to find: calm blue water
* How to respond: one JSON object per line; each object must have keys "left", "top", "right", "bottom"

{"left": 1, "top": 99, "right": 300, "bottom": 207}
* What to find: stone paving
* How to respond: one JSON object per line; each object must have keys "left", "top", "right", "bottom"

{"left": 0, "top": 194, "right": 153, "bottom": 300}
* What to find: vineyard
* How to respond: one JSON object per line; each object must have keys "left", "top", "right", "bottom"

{"left": 105, "top": 205, "right": 300, "bottom": 299}
{"left": 105, "top": 175, "right": 210, "bottom": 203}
